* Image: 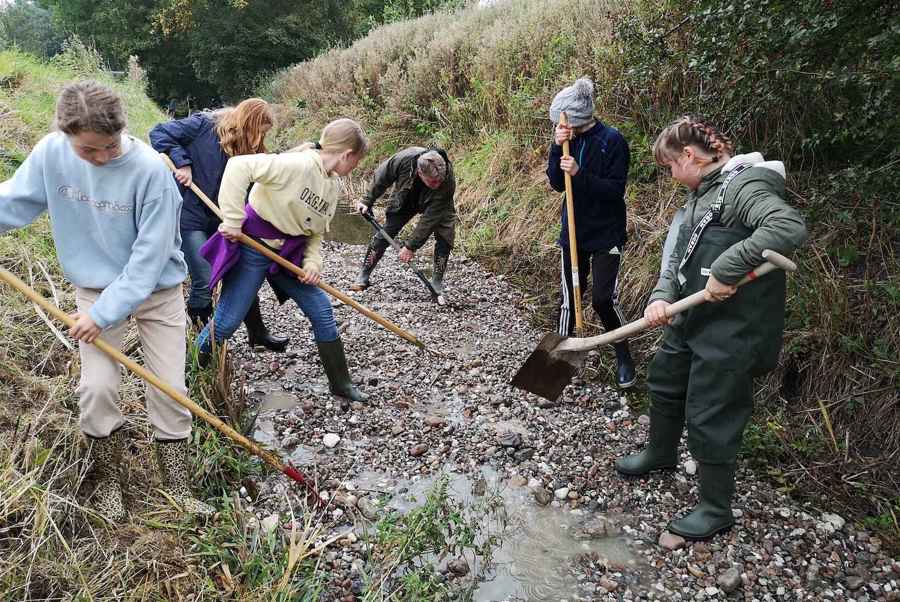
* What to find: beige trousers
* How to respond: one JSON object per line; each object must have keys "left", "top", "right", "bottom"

{"left": 75, "top": 285, "right": 192, "bottom": 440}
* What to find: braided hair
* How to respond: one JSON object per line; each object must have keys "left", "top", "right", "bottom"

{"left": 652, "top": 115, "right": 735, "bottom": 165}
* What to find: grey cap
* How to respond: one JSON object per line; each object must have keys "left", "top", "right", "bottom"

{"left": 549, "top": 77, "right": 595, "bottom": 127}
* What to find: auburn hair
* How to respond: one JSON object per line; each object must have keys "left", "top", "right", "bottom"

{"left": 214, "top": 98, "right": 274, "bottom": 156}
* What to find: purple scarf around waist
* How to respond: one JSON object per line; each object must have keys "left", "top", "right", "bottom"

{"left": 200, "top": 204, "right": 308, "bottom": 289}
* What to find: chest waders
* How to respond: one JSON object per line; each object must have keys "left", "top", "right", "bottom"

{"left": 618, "top": 166, "right": 787, "bottom": 539}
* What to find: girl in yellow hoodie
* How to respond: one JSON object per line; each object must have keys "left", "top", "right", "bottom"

{"left": 196, "top": 118, "right": 369, "bottom": 401}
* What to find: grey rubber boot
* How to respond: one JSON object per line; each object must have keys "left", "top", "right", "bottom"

{"left": 615, "top": 408, "right": 683, "bottom": 475}
{"left": 155, "top": 438, "right": 215, "bottom": 515}
{"left": 351, "top": 242, "right": 386, "bottom": 291}
{"left": 86, "top": 429, "right": 127, "bottom": 522}
{"left": 667, "top": 462, "right": 736, "bottom": 540}
{"left": 316, "top": 338, "right": 367, "bottom": 402}
{"left": 431, "top": 246, "right": 450, "bottom": 296}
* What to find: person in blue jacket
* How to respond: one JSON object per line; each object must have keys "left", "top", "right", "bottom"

{"left": 547, "top": 77, "right": 635, "bottom": 388}
{"left": 150, "top": 98, "right": 289, "bottom": 351}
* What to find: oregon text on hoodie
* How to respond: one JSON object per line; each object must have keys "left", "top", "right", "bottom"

{"left": 0, "top": 132, "right": 187, "bottom": 328}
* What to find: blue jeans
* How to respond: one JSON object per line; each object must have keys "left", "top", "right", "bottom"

{"left": 181, "top": 229, "right": 213, "bottom": 310}
{"left": 196, "top": 245, "right": 337, "bottom": 352}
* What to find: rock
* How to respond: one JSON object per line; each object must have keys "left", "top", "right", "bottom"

{"left": 448, "top": 557, "right": 469, "bottom": 577}
{"left": 598, "top": 577, "right": 619, "bottom": 592}
{"left": 684, "top": 460, "right": 697, "bottom": 475}
{"left": 718, "top": 567, "right": 742, "bottom": 593}
{"left": 514, "top": 448, "right": 535, "bottom": 461}
{"left": 637, "top": 414, "right": 650, "bottom": 426}
{"left": 846, "top": 576, "right": 864, "bottom": 591}
{"left": 497, "top": 431, "right": 523, "bottom": 448}
{"left": 260, "top": 514, "right": 279, "bottom": 535}
{"left": 323, "top": 433, "right": 341, "bottom": 448}
{"left": 822, "top": 512, "right": 846, "bottom": 531}
{"left": 424, "top": 415, "right": 446, "bottom": 428}
{"left": 409, "top": 443, "right": 428, "bottom": 457}
{"left": 554, "top": 487, "right": 570, "bottom": 500}
{"left": 533, "top": 487, "right": 553, "bottom": 506}
{"left": 508, "top": 475, "right": 528, "bottom": 487}
{"left": 357, "top": 497, "right": 379, "bottom": 521}
{"left": 390, "top": 424, "right": 404, "bottom": 436}
{"left": 659, "top": 531, "right": 686, "bottom": 551}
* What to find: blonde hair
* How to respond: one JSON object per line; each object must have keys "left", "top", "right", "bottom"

{"left": 417, "top": 150, "right": 446, "bottom": 181}
{"left": 291, "top": 118, "right": 369, "bottom": 156}
{"left": 652, "top": 115, "right": 735, "bottom": 165}
{"left": 54, "top": 80, "right": 127, "bottom": 136}
{"left": 214, "top": 98, "right": 274, "bottom": 156}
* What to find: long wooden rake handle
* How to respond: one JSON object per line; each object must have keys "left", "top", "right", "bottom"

{"left": 560, "top": 112, "right": 584, "bottom": 335}
{"left": 160, "top": 153, "right": 425, "bottom": 350}
{"left": 0, "top": 267, "right": 323, "bottom": 504}
{"left": 555, "top": 249, "right": 798, "bottom": 353}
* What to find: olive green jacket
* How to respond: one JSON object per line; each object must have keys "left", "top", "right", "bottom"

{"left": 362, "top": 146, "right": 456, "bottom": 251}
{"left": 650, "top": 153, "right": 807, "bottom": 303}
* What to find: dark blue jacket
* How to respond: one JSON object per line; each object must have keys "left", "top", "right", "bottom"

{"left": 149, "top": 113, "right": 228, "bottom": 233}
{"left": 547, "top": 121, "right": 629, "bottom": 253}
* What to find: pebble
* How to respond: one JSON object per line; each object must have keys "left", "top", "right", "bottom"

{"left": 717, "top": 567, "right": 742, "bottom": 593}
{"left": 409, "top": 443, "right": 428, "bottom": 457}
{"left": 533, "top": 487, "right": 553, "bottom": 506}
{"left": 323, "top": 433, "right": 341, "bottom": 448}
{"left": 684, "top": 460, "right": 697, "bottom": 475}
{"left": 554, "top": 487, "right": 570, "bottom": 500}
{"left": 448, "top": 557, "right": 469, "bottom": 576}
{"left": 659, "top": 531, "right": 686, "bottom": 551}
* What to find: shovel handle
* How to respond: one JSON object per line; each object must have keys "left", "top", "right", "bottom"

{"left": 560, "top": 112, "right": 584, "bottom": 335}
{"left": 158, "top": 153, "right": 425, "bottom": 350}
{"left": 0, "top": 267, "right": 323, "bottom": 502}
{"left": 555, "top": 250, "right": 796, "bottom": 353}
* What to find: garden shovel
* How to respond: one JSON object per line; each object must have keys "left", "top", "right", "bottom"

{"left": 360, "top": 209, "right": 443, "bottom": 304}
{"left": 559, "top": 111, "right": 585, "bottom": 335}
{"left": 511, "top": 249, "right": 797, "bottom": 401}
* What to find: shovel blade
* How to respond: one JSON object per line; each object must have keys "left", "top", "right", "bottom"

{"left": 511, "top": 333, "right": 586, "bottom": 402}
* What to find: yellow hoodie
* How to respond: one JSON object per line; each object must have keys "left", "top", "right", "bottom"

{"left": 218, "top": 149, "right": 339, "bottom": 273}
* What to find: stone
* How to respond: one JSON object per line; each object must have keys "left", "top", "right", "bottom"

{"left": 448, "top": 557, "right": 469, "bottom": 576}
{"left": 554, "top": 487, "right": 570, "bottom": 500}
{"left": 260, "top": 514, "right": 279, "bottom": 534}
{"left": 498, "top": 431, "right": 523, "bottom": 448}
{"left": 409, "top": 443, "right": 428, "bottom": 457}
{"left": 533, "top": 487, "right": 553, "bottom": 506}
{"left": 684, "top": 460, "right": 697, "bottom": 475}
{"left": 846, "top": 576, "right": 864, "bottom": 591}
{"left": 822, "top": 512, "right": 846, "bottom": 531}
{"left": 508, "top": 475, "right": 528, "bottom": 487}
{"left": 323, "top": 433, "right": 340, "bottom": 448}
{"left": 659, "top": 531, "right": 686, "bottom": 551}
{"left": 718, "top": 567, "right": 742, "bottom": 593}
{"left": 357, "top": 497, "right": 379, "bottom": 521}
{"left": 598, "top": 577, "right": 619, "bottom": 592}
{"left": 424, "top": 415, "right": 446, "bottom": 428}
{"left": 637, "top": 414, "right": 650, "bottom": 426}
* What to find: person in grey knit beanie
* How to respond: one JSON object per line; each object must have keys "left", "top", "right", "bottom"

{"left": 549, "top": 77, "right": 595, "bottom": 127}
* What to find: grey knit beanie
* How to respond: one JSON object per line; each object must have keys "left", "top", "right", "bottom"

{"left": 549, "top": 77, "right": 595, "bottom": 127}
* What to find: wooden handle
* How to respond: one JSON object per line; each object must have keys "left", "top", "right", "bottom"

{"left": 559, "top": 112, "right": 584, "bottom": 335}
{"left": 0, "top": 268, "right": 298, "bottom": 481}
{"left": 555, "top": 253, "right": 797, "bottom": 353}
{"left": 159, "top": 153, "right": 425, "bottom": 350}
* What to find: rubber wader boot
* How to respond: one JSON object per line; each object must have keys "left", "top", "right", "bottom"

{"left": 667, "top": 462, "right": 736, "bottom": 540}
{"left": 431, "top": 247, "right": 450, "bottom": 296}
{"left": 615, "top": 409, "right": 682, "bottom": 475}
{"left": 155, "top": 438, "right": 215, "bottom": 514}
{"left": 86, "top": 429, "right": 127, "bottom": 522}
{"left": 316, "top": 338, "right": 367, "bottom": 402}
{"left": 614, "top": 341, "right": 636, "bottom": 388}
{"left": 351, "top": 242, "right": 386, "bottom": 291}
{"left": 244, "top": 297, "right": 289, "bottom": 352}
{"left": 187, "top": 304, "right": 213, "bottom": 329}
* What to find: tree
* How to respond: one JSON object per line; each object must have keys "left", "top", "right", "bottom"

{"left": 0, "top": 0, "right": 66, "bottom": 58}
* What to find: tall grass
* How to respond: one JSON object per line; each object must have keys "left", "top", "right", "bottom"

{"left": 264, "top": 0, "right": 899, "bottom": 546}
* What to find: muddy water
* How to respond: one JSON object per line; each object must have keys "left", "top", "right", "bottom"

{"left": 351, "top": 467, "right": 638, "bottom": 601}
{"left": 325, "top": 200, "right": 372, "bottom": 246}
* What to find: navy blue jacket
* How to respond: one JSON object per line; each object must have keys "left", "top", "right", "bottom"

{"left": 149, "top": 113, "right": 228, "bottom": 233}
{"left": 547, "top": 121, "right": 629, "bottom": 253}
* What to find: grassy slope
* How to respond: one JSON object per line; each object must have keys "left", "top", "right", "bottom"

{"left": 264, "top": 0, "right": 899, "bottom": 543}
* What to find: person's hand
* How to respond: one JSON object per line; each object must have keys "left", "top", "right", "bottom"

{"left": 398, "top": 247, "right": 415, "bottom": 263}
{"left": 560, "top": 156, "right": 580, "bottom": 177}
{"left": 554, "top": 123, "right": 574, "bottom": 146}
{"left": 174, "top": 165, "right": 193, "bottom": 187}
{"left": 704, "top": 274, "right": 737, "bottom": 303}
{"left": 69, "top": 312, "right": 102, "bottom": 343}
{"left": 355, "top": 201, "right": 370, "bottom": 215}
{"left": 298, "top": 265, "right": 321, "bottom": 286}
{"left": 218, "top": 223, "right": 242, "bottom": 241}
{"left": 644, "top": 300, "right": 673, "bottom": 327}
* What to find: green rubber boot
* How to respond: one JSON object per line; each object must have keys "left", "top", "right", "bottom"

{"left": 667, "top": 462, "right": 736, "bottom": 540}
{"left": 615, "top": 408, "right": 683, "bottom": 476}
{"left": 316, "top": 338, "right": 367, "bottom": 402}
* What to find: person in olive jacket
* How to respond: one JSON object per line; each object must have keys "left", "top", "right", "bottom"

{"left": 351, "top": 147, "right": 455, "bottom": 298}
{"left": 615, "top": 115, "right": 807, "bottom": 541}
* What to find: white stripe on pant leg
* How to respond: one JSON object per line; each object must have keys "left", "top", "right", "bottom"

{"left": 558, "top": 249, "right": 570, "bottom": 336}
